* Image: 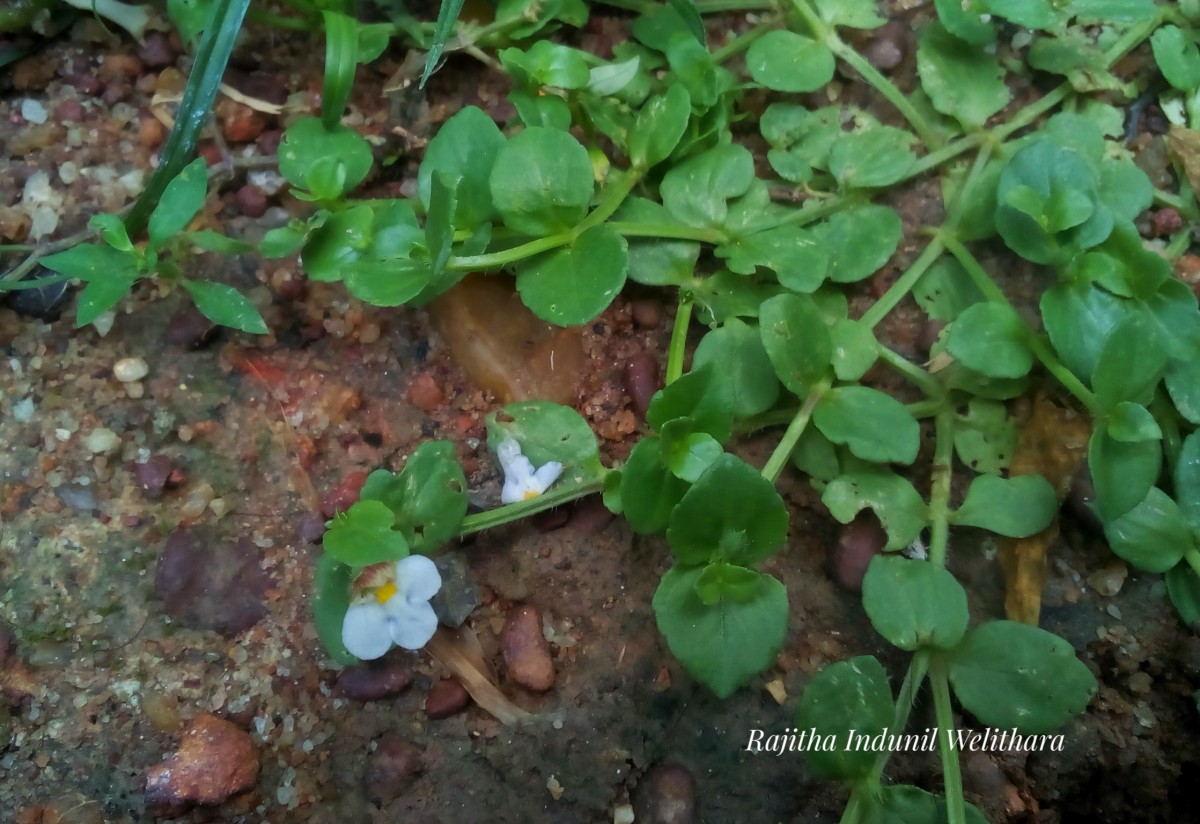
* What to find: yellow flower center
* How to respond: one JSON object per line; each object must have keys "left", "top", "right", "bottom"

{"left": 523, "top": 489, "right": 539, "bottom": 500}
{"left": 375, "top": 581, "right": 399, "bottom": 604}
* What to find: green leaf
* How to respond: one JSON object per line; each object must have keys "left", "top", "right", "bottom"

{"left": 153, "top": 160, "right": 207, "bottom": 248}
{"left": 587, "top": 56, "right": 641, "bottom": 96}
{"left": 758, "top": 293, "right": 833, "bottom": 395}
{"left": 862, "top": 556, "right": 969, "bottom": 651}
{"left": 814, "top": 0, "right": 885, "bottom": 28}
{"left": 278, "top": 117, "right": 374, "bottom": 198}
{"left": 180, "top": 279, "right": 268, "bottom": 334}
{"left": 323, "top": 499, "right": 410, "bottom": 566}
{"left": 861, "top": 786, "right": 991, "bottom": 824}
{"left": 1166, "top": 357, "right": 1200, "bottom": 424}
{"left": 418, "top": 106, "right": 506, "bottom": 229}
{"left": 716, "top": 226, "right": 827, "bottom": 288}
{"left": 343, "top": 261, "right": 433, "bottom": 306}
{"left": 1039, "top": 280, "right": 1126, "bottom": 381}
{"left": 829, "top": 318, "right": 878, "bottom": 381}
{"left": 760, "top": 104, "right": 840, "bottom": 173}
{"left": 947, "top": 621, "right": 1098, "bottom": 733}
{"left": 932, "top": 0, "right": 995, "bottom": 45}
{"left": 953, "top": 399, "right": 1016, "bottom": 474}
{"left": 420, "top": 0, "right": 465, "bottom": 87}
{"left": 822, "top": 470, "right": 929, "bottom": 550}
{"left": 486, "top": 401, "right": 601, "bottom": 469}
{"left": 500, "top": 41, "right": 592, "bottom": 90}
{"left": 986, "top": 0, "right": 1060, "bottom": 29}
{"left": 828, "top": 126, "right": 917, "bottom": 189}
{"left": 661, "top": 421, "right": 723, "bottom": 483}
{"left": 313, "top": 554, "right": 356, "bottom": 665}
{"left": 1166, "top": 563, "right": 1200, "bottom": 626}
{"left": 620, "top": 436, "right": 690, "bottom": 533}
{"left": 42, "top": 243, "right": 139, "bottom": 284}
{"left": 795, "top": 656, "right": 894, "bottom": 780}
{"left": 355, "top": 22, "right": 392, "bottom": 63}
{"left": 1088, "top": 427, "right": 1161, "bottom": 522}
{"left": 301, "top": 206, "right": 375, "bottom": 282}
{"left": 653, "top": 564, "right": 788, "bottom": 698}
{"left": 913, "top": 258, "right": 985, "bottom": 322}
{"left": 509, "top": 90, "right": 572, "bottom": 130}
{"left": 1151, "top": 25, "right": 1200, "bottom": 92}
{"left": 1106, "top": 402, "right": 1162, "bottom": 443}
{"left": 614, "top": 198, "right": 700, "bottom": 286}
{"left": 260, "top": 225, "right": 307, "bottom": 258}
{"left": 360, "top": 441, "right": 468, "bottom": 552}
{"left": 1176, "top": 432, "right": 1200, "bottom": 534}
{"left": 814, "top": 387, "right": 920, "bottom": 464}
{"left": 1103, "top": 487, "right": 1193, "bottom": 573}
{"left": 951, "top": 474, "right": 1058, "bottom": 537}
{"left": 1091, "top": 312, "right": 1167, "bottom": 410}
{"left": 90, "top": 214, "right": 133, "bottom": 252}
{"left": 666, "top": 453, "right": 789, "bottom": 567}
{"left": 692, "top": 319, "right": 780, "bottom": 418}
{"left": 660, "top": 144, "right": 755, "bottom": 230}
{"left": 516, "top": 225, "right": 628, "bottom": 326}
{"left": 76, "top": 274, "right": 136, "bottom": 327}
{"left": 490, "top": 127, "right": 594, "bottom": 235}
{"left": 646, "top": 364, "right": 735, "bottom": 442}
{"left": 425, "top": 171, "right": 458, "bottom": 278}
{"left": 917, "top": 21, "right": 1010, "bottom": 129}
{"left": 628, "top": 83, "right": 691, "bottom": 169}
{"left": 666, "top": 0, "right": 706, "bottom": 45}
{"left": 810, "top": 205, "right": 902, "bottom": 284}
{"left": 746, "top": 30, "right": 834, "bottom": 93}
{"left": 791, "top": 426, "right": 841, "bottom": 483}
{"left": 694, "top": 562, "right": 763, "bottom": 605}
{"left": 945, "top": 302, "right": 1033, "bottom": 379}
{"left": 321, "top": 10, "right": 357, "bottom": 129}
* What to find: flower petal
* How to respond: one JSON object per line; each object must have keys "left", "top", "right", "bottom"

{"left": 396, "top": 554, "right": 442, "bottom": 603}
{"left": 531, "top": 461, "right": 563, "bottom": 493}
{"left": 342, "top": 600, "right": 394, "bottom": 660}
{"left": 501, "top": 476, "right": 533, "bottom": 504}
{"left": 386, "top": 599, "right": 439, "bottom": 650}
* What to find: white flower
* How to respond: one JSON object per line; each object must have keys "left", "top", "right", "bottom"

{"left": 342, "top": 555, "right": 442, "bottom": 660}
{"left": 497, "top": 438, "right": 563, "bottom": 504}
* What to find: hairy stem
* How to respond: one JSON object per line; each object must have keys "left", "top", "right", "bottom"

{"left": 761, "top": 380, "right": 831, "bottom": 482}
{"left": 458, "top": 477, "right": 607, "bottom": 536}
{"left": 931, "top": 657, "right": 967, "bottom": 824}
{"left": 666, "top": 296, "right": 694, "bottom": 384}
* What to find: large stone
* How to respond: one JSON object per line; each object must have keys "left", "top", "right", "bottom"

{"left": 144, "top": 714, "right": 260, "bottom": 814}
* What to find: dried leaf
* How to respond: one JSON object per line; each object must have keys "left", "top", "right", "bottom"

{"left": 426, "top": 627, "right": 561, "bottom": 727}
{"left": 1167, "top": 125, "right": 1200, "bottom": 195}
{"left": 998, "top": 392, "right": 1090, "bottom": 624}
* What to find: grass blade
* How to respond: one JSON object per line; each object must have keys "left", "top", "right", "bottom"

{"left": 420, "top": 0, "right": 466, "bottom": 88}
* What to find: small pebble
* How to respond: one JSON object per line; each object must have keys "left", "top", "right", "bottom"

{"left": 235, "top": 184, "right": 268, "bottom": 218}
{"left": 296, "top": 512, "right": 326, "bottom": 543}
{"left": 623, "top": 353, "right": 659, "bottom": 420}
{"left": 364, "top": 735, "right": 422, "bottom": 805}
{"left": 424, "top": 678, "right": 471, "bottom": 719}
{"left": 632, "top": 762, "right": 698, "bottom": 824}
{"left": 501, "top": 604, "right": 556, "bottom": 692}
{"left": 407, "top": 372, "right": 444, "bottom": 413}
{"left": 138, "top": 31, "right": 178, "bottom": 68}
{"left": 20, "top": 99, "right": 47, "bottom": 125}
{"left": 336, "top": 661, "right": 413, "bottom": 701}
{"left": 56, "top": 484, "right": 99, "bottom": 512}
{"left": 144, "top": 714, "right": 260, "bottom": 814}
{"left": 83, "top": 428, "right": 120, "bottom": 455}
{"left": 833, "top": 514, "right": 887, "bottom": 593}
{"left": 113, "top": 356, "right": 149, "bottom": 382}
{"left": 166, "top": 303, "right": 216, "bottom": 348}
{"left": 631, "top": 298, "right": 664, "bottom": 329}
{"left": 135, "top": 455, "right": 176, "bottom": 500}
{"left": 321, "top": 471, "right": 368, "bottom": 517}
{"left": 155, "top": 530, "right": 272, "bottom": 636}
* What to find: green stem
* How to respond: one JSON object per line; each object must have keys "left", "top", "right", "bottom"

{"left": 576, "top": 169, "right": 644, "bottom": 234}
{"left": 928, "top": 410, "right": 955, "bottom": 568}
{"left": 759, "top": 192, "right": 852, "bottom": 231}
{"left": 666, "top": 297, "right": 694, "bottom": 384}
{"left": 761, "top": 380, "right": 831, "bottom": 483}
{"left": 877, "top": 345, "right": 943, "bottom": 400}
{"left": 712, "top": 19, "right": 776, "bottom": 64}
{"left": 870, "top": 650, "right": 931, "bottom": 783}
{"left": 1152, "top": 188, "right": 1191, "bottom": 212}
{"left": 829, "top": 38, "right": 941, "bottom": 150}
{"left": 1186, "top": 546, "right": 1200, "bottom": 579}
{"left": 458, "top": 476, "right": 607, "bottom": 536}
{"left": 1166, "top": 230, "right": 1193, "bottom": 261}
{"left": 930, "top": 657, "right": 967, "bottom": 824}
{"left": 245, "top": 6, "right": 314, "bottom": 30}
{"left": 907, "top": 397, "right": 948, "bottom": 419}
{"left": 860, "top": 236, "right": 945, "bottom": 329}
{"left": 606, "top": 222, "right": 727, "bottom": 244}
{"left": 939, "top": 232, "right": 1101, "bottom": 415}
{"left": 449, "top": 233, "right": 570, "bottom": 269}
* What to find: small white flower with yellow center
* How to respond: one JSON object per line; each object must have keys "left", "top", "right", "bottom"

{"left": 342, "top": 555, "right": 442, "bottom": 660}
{"left": 497, "top": 438, "right": 563, "bottom": 504}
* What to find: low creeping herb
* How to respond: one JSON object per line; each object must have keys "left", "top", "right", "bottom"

{"left": 7, "top": 0, "right": 1200, "bottom": 821}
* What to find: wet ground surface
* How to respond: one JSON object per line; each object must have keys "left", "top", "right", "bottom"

{"left": 3, "top": 5, "right": 1200, "bottom": 824}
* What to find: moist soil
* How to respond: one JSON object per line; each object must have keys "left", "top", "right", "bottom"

{"left": 2, "top": 4, "right": 1199, "bottom": 823}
